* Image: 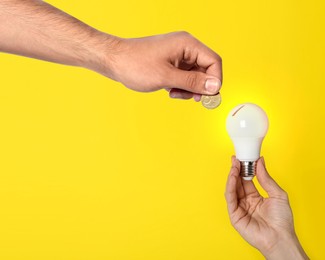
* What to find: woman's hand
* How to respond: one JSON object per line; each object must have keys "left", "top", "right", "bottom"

{"left": 225, "top": 156, "right": 309, "bottom": 260}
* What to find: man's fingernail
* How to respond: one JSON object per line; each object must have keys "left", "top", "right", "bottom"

{"left": 170, "top": 92, "right": 180, "bottom": 98}
{"left": 205, "top": 78, "right": 221, "bottom": 94}
{"left": 193, "top": 94, "right": 201, "bottom": 102}
{"left": 170, "top": 92, "right": 176, "bottom": 98}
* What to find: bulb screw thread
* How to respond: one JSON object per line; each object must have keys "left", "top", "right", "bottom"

{"left": 240, "top": 161, "right": 257, "bottom": 180}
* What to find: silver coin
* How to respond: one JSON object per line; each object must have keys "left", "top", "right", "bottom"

{"left": 201, "top": 93, "right": 221, "bottom": 109}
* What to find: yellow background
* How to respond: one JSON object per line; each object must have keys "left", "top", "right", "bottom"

{"left": 0, "top": 0, "right": 324, "bottom": 259}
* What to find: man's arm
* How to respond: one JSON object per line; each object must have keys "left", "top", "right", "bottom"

{"left": 0, "top": 0, "right": 222, "bottom": 99}
{"left": 0, "top": 0, "right": 115, "bottom": 76}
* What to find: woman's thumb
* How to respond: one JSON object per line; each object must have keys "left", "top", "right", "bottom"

{"left": 256, "top": 157, "right": 287, "bottom": 199}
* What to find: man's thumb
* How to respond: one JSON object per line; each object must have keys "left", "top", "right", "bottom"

{"left": 167, "top": 69, "right": 221, "bottom": 94}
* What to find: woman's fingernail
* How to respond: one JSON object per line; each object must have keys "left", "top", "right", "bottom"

{"left": 205, "top": 78, "right": 221, "bottom": 94}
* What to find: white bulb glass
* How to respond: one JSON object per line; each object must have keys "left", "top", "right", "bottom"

{"left": 226, "top": 103, "right": 269, "bottom": 180}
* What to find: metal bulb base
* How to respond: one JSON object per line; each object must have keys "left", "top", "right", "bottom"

{"left": 240, "top": 161, "right": 257, "bottom": 181}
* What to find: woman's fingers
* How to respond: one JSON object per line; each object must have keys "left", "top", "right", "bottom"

{"left": 225, "top": 156, "right": 240, "bottom": 214}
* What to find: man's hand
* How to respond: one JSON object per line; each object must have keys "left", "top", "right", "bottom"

{"left": 0, "top": 0, "right": 222, "bottom": 101}
{"left": 225, "top": 156, "right": 309, "bottom": 260}
{"left": 98, "top": 32, "right": 222, "bottom": 101}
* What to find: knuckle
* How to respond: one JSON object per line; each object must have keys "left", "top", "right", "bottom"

{"left": 186, "top": 73, "right": 199, "bottom": 90}
{"left": 230, "top": 216, "right": 238, "bottom": 227}
{"left": 173, "top": 31, "right": 194, "bottom": 42}
{"left": 177, "top": 31, "right": 192, "bottom": 37}
{"left": 216, "top": 54, "right": 222, "bottom": 63}
{"left": 209, "top": 53, "right": 222, "bottom": 64}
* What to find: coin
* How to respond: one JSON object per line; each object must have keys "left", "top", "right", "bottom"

{"left": 201, "top": 93, "right": 221, "bottom": 109}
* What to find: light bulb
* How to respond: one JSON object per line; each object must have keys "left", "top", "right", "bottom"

{"left": 226, "top": 103, "right": 269, "bottom": 180}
